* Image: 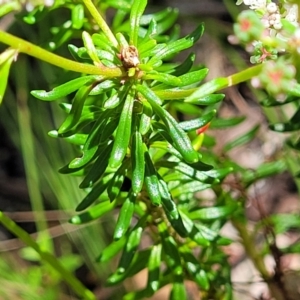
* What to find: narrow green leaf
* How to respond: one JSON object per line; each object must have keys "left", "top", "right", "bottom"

{"left": 139, "top": 7, "right": 177, "bottom": 26}
{"left": 68, "top": 110, "right": 113, "bottom": 168}
{"left": 107, "top": 161, "right": 128, "bottom": 202}
{"left": 148, "top": 24, "right": 204, "bottom": 66}
{"left": 147, "top": 245, "right": 162, "bottom": 293}
{"left": 90, "top": 79, "right": 116, "bottom": 95}
{"left": 106, "top": 0, "right": 131, "bottom": 10}
{"left": 157, "top": 161, "right": 216, "bottom": 183}
{"left": 281, "top": 242, "right": 300, "bottom": 254}
{"left": 178, "top": 110, "right": 216, "bottom": 132}
{"left": 49, "top": 131, "right": 88, "bottom": 145}
{"left": 0, "top": 2, "right": 20, "bottom": 18}
{"left": 170, "top": 282, "right": 186, "bottom": 300}
{"left": 139, "top": 100, "right": 153, "bottom": 135}
{"left": 260, "top": 95, "right": 299, "bottom": 107}
{"left": 115, "top": 216, "right": 146, "bottom": 274}
{"left": 177, "top": 68, "right": 208, "bottom": 87}
{"left": 130, "top": 0, "right": 147, "bottom": 46}
{"left": 114, "top": 191, "right": 136, "bottom": 240}
{"left": 154, "top": 9, "right": 179, "bottom": 35}
{"left": 210, "top": 116, "right": 246, "bottom": 128}
{"left": 31, "top": 75, "right": 101, "bottom": 101}
{"left": 181, "top": 250, "right": 210, "bottom": 290}
{"left": 270, "top": 122, "right": 300, "bottom": 132}
{"left": 192, "top": 93, "right": 225, "bottom": 105}
{"left": 202, "top": 167, "right": 233, "bottom": 180}
{"left": 172, "top": 102, "right": 202, "bottom": 115}
{"left": 144, "top": 145, "right": 162, "bottom": 206}
{"left": 107, "top": 249, "right": 151, "bottom": 285}
{"left": 270, "top": 106, "right": 300, "bottom": 132}
{"left": 76, "top": 173, "right": 114, "bottom": 211}
{"left": 172, "top": 53, "right": 195, "bottom": 76}
{"left": 92, "top": 33, "right": 115, "bottom": 53}
{"left": 58, "top": 82, "right": 95, "bottom": 133}
{"left": 171, "top": 181, "right": 212, "bottom": 198}
{"left": 179, "top": 211, "right": 211, "bottom": 246}
{"left": 142, "top": 72, "right": 181, "bottom": 86}
{"left": 79, "top": 142, "right": 113, "bottom": 188}
{"left": 185, "top": 77, "right": 228, "bottom": 103}
{"left": 223, "top": 124, "right": 260, "bottom": 152}
{"left": 97, "top": 235, "right": 127, "bottom": 262}
{"left": 115, "top": 32, "right": 129, "bottom": 48}
{"left": 188, "top": 203, "right": 238, "bottom": 221}
{"left": 68, "top": 44, "right": 86, "bottom": 62}
{"left": 132, "top": 131, "right": 145, "bottom": 193}
{"left": 0, "top": 48, "right": 18, "bottom": 103}
{"left": 69, "top": 200, "right": 115, "bottom": 224}
{"left": 139, "top": 39, "right": 157, "bottom": 58}
{"left": 159, "top": 223, "right": 182, "bottom": 274}
{"left": 269, "top": 213, "right": 300, "bottom": 234}
{"left": 71, "top": 4, "right": 84, "bottom": 29}
{"left": 137, "top": 84, "right": 199, "bottom": 163}
{"left": 109, "top": 91, "right": 134, "bottom": 169}
{"left": 0, "top": 53, "right": 15, "bottom": 105}
{"left": 242, "top": 160, "right": 286, "bottom": 185}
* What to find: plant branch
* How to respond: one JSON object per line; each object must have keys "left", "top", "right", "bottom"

{"left": 227, "top": 64, "right": 263, "bottom": 86}
{"left": 232, "top": 218, "right": 287, "bottom": 300}
{"left": 0, "top": 211, "right": 96, "bottom": 300}
{"left": 154, "top": 65, "right": 264, "bottom": 101}
{"left": 0, "top": 30, "right": 123, "bottom": 77}
{"left": 184, "top": 64, "right": 263, "bottom": 103}
{"left": 232, "top": 219, "right": 270, "bottom": 279}
{"left": 82, "top": 0, "right": 119, "bottom": 48}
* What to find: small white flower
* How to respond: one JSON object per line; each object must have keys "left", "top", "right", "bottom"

{"left": 289, "top": 28, "right": 300, "bottom": 54}
{"left": 44, "top": 0, "right": 54, "bottom": 6}
{"left": 284, "top": 4, "right": 298, "bottom": 26}
{"left": 269, "top": 13, "right": 281, "bottom": 25}
{"left": 266, "top": 3, "right": 278, "bottom": 14}
{"left": 246, "top": 0, "right": 267, "bottom": 10}
{"left": 273, "top": 21, "right": 282, "bottom": 30}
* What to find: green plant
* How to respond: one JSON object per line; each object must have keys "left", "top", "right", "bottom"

{"left": 1, "top": 0, "right": 300, "bottom": 299}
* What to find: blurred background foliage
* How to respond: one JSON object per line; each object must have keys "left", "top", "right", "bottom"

{"left": 0, "top": 1, "right": 300, "bottom": 299}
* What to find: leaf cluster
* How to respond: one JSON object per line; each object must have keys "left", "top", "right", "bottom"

{"left": 1, "top": 0, "right": 298, "bottom": 299}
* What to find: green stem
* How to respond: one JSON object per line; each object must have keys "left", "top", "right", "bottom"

{"left": 227, "top": 64, "right": 263, "bottom": 86}
{"left": 154, "top": 65, "right": 264, "bottom": 101}
{"left": 0, "top": 30, "right": 123, "bottom": 77}
{"left": 232, "top": 219, "right": 270, "bottom": 279}
{"left": 184, "top": 64, "right": 263, "bottom": 103}
{"left": 0, "top": 211, "right": 96, "bottom": 300}
{"left": 232, "top": 219, "right": 286, "bottom": 300}
{"left": 83, "top": 0, "right": 119, "bottom": 48}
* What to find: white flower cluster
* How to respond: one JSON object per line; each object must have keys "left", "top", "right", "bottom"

{"left": 239, "top": 1, "right": 299, "bottom": 32}
{"left": 243, "top": 0, "right": 267, "bottom": 10}
{"left": 25, "top": 0, "right": 54, "bottom": 11}
{"left": 284, "top": 4, "right": 298, "bottom": 26}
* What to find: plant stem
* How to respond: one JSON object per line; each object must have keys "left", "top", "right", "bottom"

{"left": 0, "top": 211, "right": 96, "bottom": 300}
{"left": 185, "top": 64, "right": 263, "bottom": 103}
{"left": 0, "top": 30, "right": 123, "bottom": 77}
{"left": 232, "top": 218, "right": 287, "bottom": 300}
{"left": 227, "top": 64, "right": 263, "bottom": 86}
{"left": 232, "top": 219, "right": 270, "bottom": 279}
{"left": 82, "top": 0, "right": 119, "bottom": 48}
{"left": 154, "top": 65, "right": 264, "bottom": 101}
